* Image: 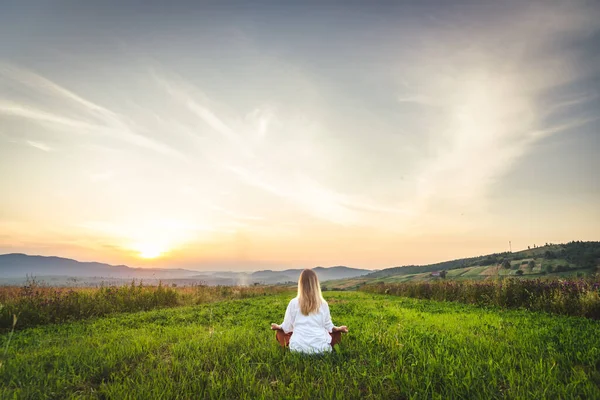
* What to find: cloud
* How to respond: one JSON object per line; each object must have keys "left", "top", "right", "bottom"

{"left": 387, "top": 0, "right": 600, "bottom": 223}
{"left": 152, "top": 73, "right": 375, "bottom": 225}
{"left": 396, "top": 95, "right": 434, "bottom": 106}
{"left": 246, "top": 107, "right": 275, "bottom": 139}
{"left": 153, "top": 73, "right": 246, "bottom": 149}
{"left": 543, "top": 93, "right": 599, "bottom": 118}
{"left": 0, "top": 101, "right": 98, "bottom": 130}
{"left": 0, "top": 65, "right": 186, "bottom": 160}
{"left": 26, "top": 140, "right": 52, "bottom": 152}
{"left": 0, "top": 64, "right": 110, "bottom": 115}
{"left": 225, "top": 163, "right": 360, "bottom": 225}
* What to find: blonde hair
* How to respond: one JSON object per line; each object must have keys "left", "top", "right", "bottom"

{"left": 298, "top": 269, "right": 324, "bottom": 315}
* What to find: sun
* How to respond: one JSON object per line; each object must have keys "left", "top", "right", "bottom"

{"left": 136, "top": 244, "right": 166, "bottom": 259}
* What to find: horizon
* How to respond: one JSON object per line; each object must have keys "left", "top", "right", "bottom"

{"left": 1, "top": 250, "right": 375, "bottom": 274}
{"left": 1, "top": 1, "right": 599, "bottom": 271}
{"left": 0, "top": 240, "right": 576, "bottom": 273}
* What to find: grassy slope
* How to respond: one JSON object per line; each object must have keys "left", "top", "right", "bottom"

{"left": 326, "top": 263, "right": 596, "bottom": 290}
{"left": 324, "top": 242, "right": 600, "bottom": 290}
{"left": 1, "top": 292, "right": 600, "bottom": 399}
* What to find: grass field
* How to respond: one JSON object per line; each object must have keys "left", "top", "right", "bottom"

{"left": 2, "top": 291, "right": 600, "bottom": 399}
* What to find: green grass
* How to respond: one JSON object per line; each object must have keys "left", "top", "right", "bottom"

{"left": 446, "top": 268, "right": 469, "bottom": 277}
{"left": 463, "top": 266, "right": 489, "bottom": 276}
{"left": 1, "top": 291, "right": 599, "bottom": 399}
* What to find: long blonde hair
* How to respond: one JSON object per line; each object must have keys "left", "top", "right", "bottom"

{"left": 298, "top": 269, "right": 324, "bottom": 315}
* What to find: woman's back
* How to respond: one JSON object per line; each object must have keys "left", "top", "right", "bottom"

{"left": 271, "top": 269, "right": 348, "bottom": 353}
{"left": 281, "top": 297, "right": 334, "bottom": 353}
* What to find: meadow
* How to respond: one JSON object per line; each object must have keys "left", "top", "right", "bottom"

{"left": 2, "top": 291, "right": 600, "bottom": 399}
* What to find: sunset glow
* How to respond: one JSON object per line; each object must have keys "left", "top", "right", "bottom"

{"left": 136, "top": 245, "right": 165, "bottom": 260}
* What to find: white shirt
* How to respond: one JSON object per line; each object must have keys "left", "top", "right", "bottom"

{"left": 280, "top": 297, "right": 335, "bottom": 354}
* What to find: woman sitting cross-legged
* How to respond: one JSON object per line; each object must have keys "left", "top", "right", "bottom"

{"left": 271, "top": 269, "right": 348, "bottom": 354}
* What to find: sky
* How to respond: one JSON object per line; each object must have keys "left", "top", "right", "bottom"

{"left": 0, "top": 0, "right": 599, "bottom": 271}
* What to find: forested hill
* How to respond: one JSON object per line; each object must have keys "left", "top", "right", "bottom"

{"left": 366, "top": 241, "right": 600, "bottom": 278}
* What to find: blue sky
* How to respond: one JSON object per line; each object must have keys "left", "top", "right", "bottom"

{"left": 0, "top": 0, "right": 598, "bottom": 270}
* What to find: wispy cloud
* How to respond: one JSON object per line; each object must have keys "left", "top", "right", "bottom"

{"left": 25, "top": 140, "right": 52, "bottom": 152}
{"left": 0, "top": 64, "right": 187, "bottom": 160}
{"left": 225, "top": 163, "right": 361, "bottom": 225}
{"left": 153, "top": 72, "right": 256, "bottom": 159}
{"left": 396, "top": 94, "right": 434, "bottom": 106}
{"left": 0, "top": 100, "right": 98, "bottom": 130}
{"left": 152, "top": 73, "right": 372, "bottom": 225}
{"left": 246, "top": 107, "right": 275, "bottom": 139}
{"left": 544, "top": 93, "right": 599, "bottom": 117}
{"left": 387, "top": 0, "right": 600, "bottom": 226}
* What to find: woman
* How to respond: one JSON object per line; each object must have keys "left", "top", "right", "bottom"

{"left": 271, "top": 269, "right": 348, "bottom": 353}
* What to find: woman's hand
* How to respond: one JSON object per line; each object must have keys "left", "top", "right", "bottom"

{"left": 271, "top": 323, "right": 281, "bottom": 330}
{"left": 333, "top": 325, "right": 349, "bottom": 333}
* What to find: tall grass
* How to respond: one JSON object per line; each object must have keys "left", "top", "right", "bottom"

{"left": 2, "top": 292, "right": 599, "bottom": 398}
{"left": 0, "top": 279, "right": 290, "bottom": 331}
{"left": 360, "top": 277, "right": 600, "bottom": 318}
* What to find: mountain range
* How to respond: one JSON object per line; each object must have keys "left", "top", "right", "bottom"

{"left": 0, "top": 254, "right": 371, "bottom": 285}
{"left": 2, "top": 241, "right": 598, "bottom": 287}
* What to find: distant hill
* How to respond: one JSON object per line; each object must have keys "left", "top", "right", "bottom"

{"left": 326, "top": 241, "right": 600, "bottom": 290}
{"left": 363, "top": 241, "right": 600, "bottom": 279}
{"left": 0, "top": 254, "right": 200, "bottom": 279}
{"left": 245, "top": 266, "right": 371, "bottom": 285}
{"left": 0, "top": 254, "right": 372, "bottom": 285}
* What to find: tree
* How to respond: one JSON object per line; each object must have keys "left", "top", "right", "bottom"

{"left": 545, "top": 250, "right": 556, "bottom": 259}
{"left": 528, "top": 260, "right": 535, "bottom": 271}
{"left": 502, "top": 259, "right": 512, "bottom": 269}
{"left": 515, "top": 270, "right": 524, "bottom": 276}
{"left": 440, "top": 270, "right": 448, "bottom": 279}
{"left": 482, "top": 256, "right": 498, "bottom": 266}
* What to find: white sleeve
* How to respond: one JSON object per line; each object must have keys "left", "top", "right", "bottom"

{"left": 322, "top": 301, "right": 334, "bottom": 333}
{"left": 280, "top": 299, "right": 296, "bottom": 333}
